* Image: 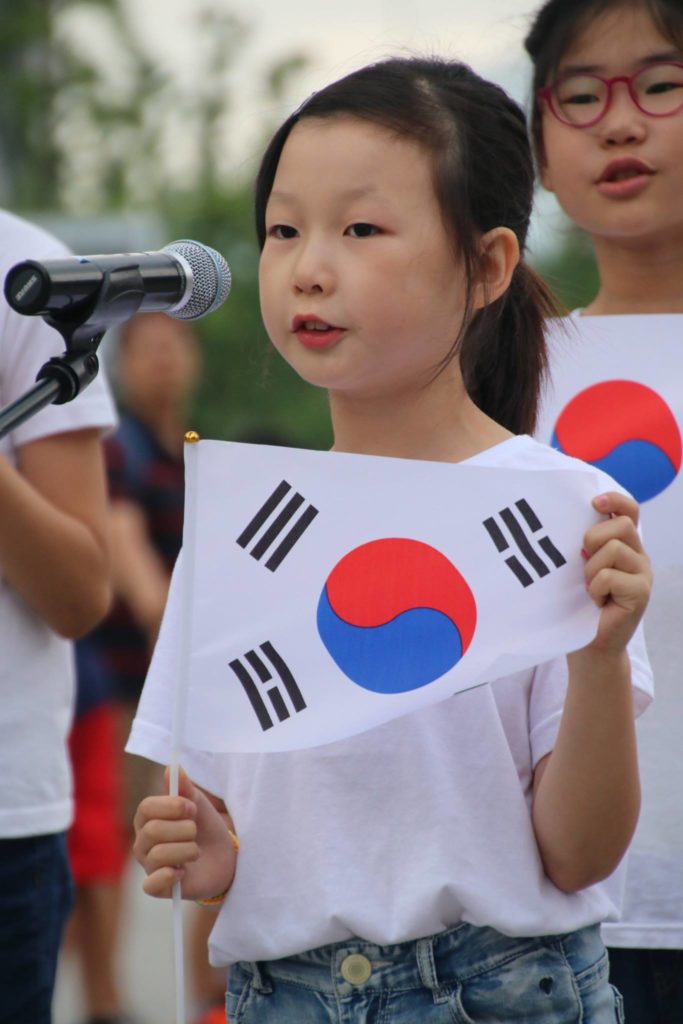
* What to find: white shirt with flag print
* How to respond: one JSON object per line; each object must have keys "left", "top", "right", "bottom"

{"left": 127, "top": 435, "right": 652, "bottom": 965}
{"left": 536, "top": 313, "right": 683, "bottom": 951}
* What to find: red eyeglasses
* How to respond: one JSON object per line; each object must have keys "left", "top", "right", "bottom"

{"left": 538, "top": 62, "right": 683, "bottom": 128}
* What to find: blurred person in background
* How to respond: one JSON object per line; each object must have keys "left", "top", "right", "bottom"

{"left": 92, "top": 312, "right": 201, "bottom": 814}
{"left": 66, "top": 311, "right": 215, "bottom": 1024}
{"left": 66, "top": 639, "right": 131, "bottom": 1024}
{"left": 526, "top": 0, "right": 683, "bottom": 1019}
{"left": 0, "top": 207, "right": 115, "bottom": 1024}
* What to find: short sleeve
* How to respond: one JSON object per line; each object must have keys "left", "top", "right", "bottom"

{"left": 0, "top": 213, "right": 116, "bottom": 452}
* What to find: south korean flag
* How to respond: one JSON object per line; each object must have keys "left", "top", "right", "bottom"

{"left": 139, "top": 439, "right": 607, "bottom": 753}
{"left": 536, "top": 314, "right": 683, "bottom": 567}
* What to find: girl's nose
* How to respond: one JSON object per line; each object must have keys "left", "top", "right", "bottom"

{"left": 598, "top": 83, "right": 648, "bottom": 147}
{"left": 292, "top": 241, "right": 335, "bottom": 295}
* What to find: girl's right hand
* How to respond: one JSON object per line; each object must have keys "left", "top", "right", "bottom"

{"left": 133, "top": 766, "right": 237, "bottom": 901}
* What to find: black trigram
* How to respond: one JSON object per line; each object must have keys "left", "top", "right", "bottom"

{"left": 229, "top": 641, "right": 307, "bottom": 731}
{"left": 236, "top": 480, "right": 318, "bottom": 571}
{"left": 483, "top": 498, "right": 567, "bottom": 588}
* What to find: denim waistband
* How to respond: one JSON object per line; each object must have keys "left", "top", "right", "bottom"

{"left": 238, "top": 921, "right": 605, "bottom": 998}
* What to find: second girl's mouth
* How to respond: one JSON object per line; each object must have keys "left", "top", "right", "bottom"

{"left": 596, "top": 158, "right": 655, "bottom": 199}
{"left": 292, "top": 315, "right": 346, "bottom": 350}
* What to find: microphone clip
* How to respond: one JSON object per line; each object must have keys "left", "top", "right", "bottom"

{"left": 0, "top": 264, "right": 148, "bottom": 435}
{"left": 44, "top": 262, "right": 150, "bottom": 354}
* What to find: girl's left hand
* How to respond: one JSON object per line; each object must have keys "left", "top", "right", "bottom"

{"left": 582, "top": 491, "right": 652, "bottom": 654}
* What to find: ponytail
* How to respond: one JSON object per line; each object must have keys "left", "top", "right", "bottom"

{"left": 460, "top": 262, "right": 564, "bottom": 436}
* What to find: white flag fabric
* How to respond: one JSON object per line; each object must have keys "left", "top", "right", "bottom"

{"left": 536, "top": 314, "right": 683, "bottom": 567}
{"left": 141, "top": 440, "right": 611, "bottom": 753}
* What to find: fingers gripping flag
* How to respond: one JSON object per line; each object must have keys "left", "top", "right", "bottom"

{"left": 536, "top": 315, "right": 683, "bottom": 567}
{"left": 144, "top": 440, "right": 605, "bottom": 753}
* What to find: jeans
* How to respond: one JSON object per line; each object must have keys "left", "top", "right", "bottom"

{"left": 227, "top": 921, "right": 625, "bottom": 1022}
{"left": 609, "top": 947, "right": 683, "bottom": 1024}
{"left": 0, "top": 832, "right": 74, "bottom": 1024}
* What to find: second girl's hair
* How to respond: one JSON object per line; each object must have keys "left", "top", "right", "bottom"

{"left": 525, "top": 0, "right": 683, "bottom": 159}
{"left": 254, "top": 57, "right": 560, "bottom": 436}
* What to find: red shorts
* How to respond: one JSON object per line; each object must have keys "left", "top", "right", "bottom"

{"left": 68, "top": 703, "right": 128, "bottom": 885}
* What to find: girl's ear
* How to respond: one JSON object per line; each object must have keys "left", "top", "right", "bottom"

{"left": 473, "top": 227, "right": 520, "bottom": 311}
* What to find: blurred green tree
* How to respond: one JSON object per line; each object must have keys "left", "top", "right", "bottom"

{"left": 0, "top": 0, "right": 331, "bottom": 447}
{"left": 0, "top": 1, "right": 75, "bottom": 208}
{"left": 533, "top": 227, "right": 600, "bottom": 313}
{"left": 0, "top": 4, "right": 599, "bottom": 446}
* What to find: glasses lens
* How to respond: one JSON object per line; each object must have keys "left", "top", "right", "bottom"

{"left": 635, "top": 63, "right": 683, "bottom": 115}
{"left": 553, "top": 75, "right": 608, "bottom": 125}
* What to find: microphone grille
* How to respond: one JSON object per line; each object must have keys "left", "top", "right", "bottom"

{"left": 164, "top": 239, "right": 232, "bottom": 320}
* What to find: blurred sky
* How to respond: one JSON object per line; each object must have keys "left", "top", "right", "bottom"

{"left": 130, "top": 0, "right": 540, "bottom": 132}
{"left": 63, "top": 0, "right": 569, "bottom": 255}
{"left": 147, "top": 0, "right": 566, "bottom": 254}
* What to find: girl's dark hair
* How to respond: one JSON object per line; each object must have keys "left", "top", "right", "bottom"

{"left": 525, "top": 0, "right": 683, "bottom": 159}
{"left": 254, "top": 57, "right": 561, "bottom": 436}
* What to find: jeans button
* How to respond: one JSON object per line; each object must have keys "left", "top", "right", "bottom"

{"left": 341, "top": 953, "right": 372, "bottom": 985}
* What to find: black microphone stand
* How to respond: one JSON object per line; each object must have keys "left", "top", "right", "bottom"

{"left": 0, "top": 264, "right": 149, "bottom": 439}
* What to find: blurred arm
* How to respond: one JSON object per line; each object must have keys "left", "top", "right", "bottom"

{"left": 109, "top": 498, "right": 170, "bottom": 642}
{"left": 0, "top": 428, "right": 111, "bottom": 638}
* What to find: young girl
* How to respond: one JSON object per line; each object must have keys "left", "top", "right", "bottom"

{"left": 130, "top": 57, "right": 653, "bottom": 1023}
{"left": 526, "top": 2, "right": 683, "bottom": 1020}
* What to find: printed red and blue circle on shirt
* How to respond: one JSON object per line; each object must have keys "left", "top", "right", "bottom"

{"left": 317, "top": 538, "right": 477, "bottom": 693}
{"left": 551, "top": 380, "right": 682, "bottom": 503}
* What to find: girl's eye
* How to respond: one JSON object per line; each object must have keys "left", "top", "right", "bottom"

{"left": 345, "top": 223, "right": 380, "bottom": 238}
{"left": 565, "top": 92, "right": 599, "bottom": 106}
{"left": 557, "top": 88, "right": 599, "bottom": 106}
{"left": 645, "top": 81, "right": 681, "bottom": 94}
{"left": 555, "top": 75, "right": 602, "bottom": 106}
{"left": 268, "top": 224, "right": 298, "bottom": 239}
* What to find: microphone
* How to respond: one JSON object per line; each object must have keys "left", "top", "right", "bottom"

{"left": 3, "top": 239, "right": 232, "bottom": 322}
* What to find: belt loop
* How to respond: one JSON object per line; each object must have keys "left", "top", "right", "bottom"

{"left": 416, "top": 936, "right": 448, "bottom": 1005}
{"left": 249, "top": 961, "right": 273, "bottom": 995}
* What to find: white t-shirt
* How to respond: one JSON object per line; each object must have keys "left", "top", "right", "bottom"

{"left": 127, "top": 435, "right": 653, "bottom": 966}
{"left": 0, "top": 209, "right": 117, "bottom": 839}
{"left": 536, "top": 313, "right": 683, "bottom": 951}
{"left": 606, "top": 565, "right": 683, "bottom": 950}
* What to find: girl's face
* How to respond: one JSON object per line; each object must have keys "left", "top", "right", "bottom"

{"left": 539, "top": 3, "right": 683, "bottom": 246}
{"left": 259, "top": 115, "right": 467, "bottom": 400}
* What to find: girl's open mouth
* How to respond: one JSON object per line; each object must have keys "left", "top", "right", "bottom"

{"left": 597, "top": 159, "right": 655, "bottom": 198}
{"left": 292, "top": 315, "right": 346, "bottom": 349}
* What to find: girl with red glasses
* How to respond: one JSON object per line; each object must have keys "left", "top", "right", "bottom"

{"left": 526, "top": 2, "right": 683, "bottom": 1021}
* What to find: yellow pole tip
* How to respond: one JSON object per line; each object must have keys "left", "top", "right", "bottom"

{"left": 184, "top": 431, "right": 201, "bottom": 443}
